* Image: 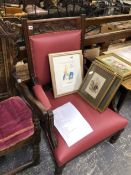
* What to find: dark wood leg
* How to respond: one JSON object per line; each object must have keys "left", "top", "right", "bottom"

{"left": 55, "top": 165, "right": 65, "bottom": 175}
{"left": 116, "top": 86, "right": 128, "bottom": 112}
{"left": 109, "top": 129, "right": 124, "bottom": 144}
{"left": 33, "top": 116, "right": 41, "bottom": 165}
{"left": 33, "top": 144, "right": 40, "bottom": 165}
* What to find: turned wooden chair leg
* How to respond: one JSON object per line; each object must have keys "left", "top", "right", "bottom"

{"left": 33, "top": 144, "right": 40, "bottom": 165}
{"left": 109, "top": 129, "right": 124, "bottom": 144}
{"left": 33, "top": 116, "right": 41, "bottom": 165}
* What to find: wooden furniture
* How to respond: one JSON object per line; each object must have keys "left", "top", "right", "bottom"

{"left": 21, "top": 16, "right": 128, "bottom": 175}
{"left": 82, "top": 14, "right": 131, "bottom": 111}
{"left": 0, "top": 19, "right": 17, "bottom": 100}
{"left": 0, "top": 18, "right": 41, "bottom": 174}
{"left": 83, "top": 14, "right": 131, "bottom": 52}
{"left": 0, "top": 84, "right": 41, "bottom": 174}
{"left": 0, "top": 17, "right": 25, "bottom": 101}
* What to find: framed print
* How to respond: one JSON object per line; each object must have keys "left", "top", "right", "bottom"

{"left": 97, "top": 53, "right": 131, "bottom": 78}
{"left": 79, "top": 61, "right": 116, "bottom": 109}
{"left": 49, "top": 50, "right": 83, "bottom": 98}
{"left": 104, "top": 45, "right": 131, "bottom": 65}
{"left": 98, "top": 74, "right": 122, "bottom": 112}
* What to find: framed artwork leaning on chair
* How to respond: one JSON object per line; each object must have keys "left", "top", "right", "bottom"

{"left": 49, "top": 50, "right": 83, "bottom": 98}
{"left": 21, "top": 16, "right": 128, "bottom": 175}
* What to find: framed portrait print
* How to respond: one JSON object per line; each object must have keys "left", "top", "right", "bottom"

{"left": 97, "top": 53, "right": 131, "bottom": 78}
{"left": 49, "top": 50, "right": 83, "bottom": 98}
{"left": 79, "top": 61, "right": 117, "bottom": 109}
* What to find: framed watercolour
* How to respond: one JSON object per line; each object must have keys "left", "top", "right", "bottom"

{"left": 79, "top": 61, "right": 116, "bottom": 109}
{"left": 49, "top": 50, "right": 83, "bottom": 98}
{"left": 104, "top": 45, "right": 131, "bottom": 65}
{"left": 97, "top": 53, "right": 131, "bottom": 78}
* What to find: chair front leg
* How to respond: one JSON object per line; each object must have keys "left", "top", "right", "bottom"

{"left": 109, "top": 129, "right": 124, "bottom": 144}
{"left": 55, "top": 164, "right": 65, "bottom": 175}
{"left": 33, "top": 114, "right": 41, "bottom": 165}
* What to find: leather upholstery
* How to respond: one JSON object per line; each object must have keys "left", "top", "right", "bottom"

{"left": 46, "top": 90, "right": 128, "bottom": 166}
{"left": 30, "top": 30, "right": 81, "bottom": 86}
{"left": 29, "top": 28, "right": 128, "bottom": 168}
{"left": 33, "top": 84, "right": 51, "bottom": 110}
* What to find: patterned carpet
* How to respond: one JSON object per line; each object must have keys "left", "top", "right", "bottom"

{"left": 1, "top": 92, "right": 131, "bottom": 175}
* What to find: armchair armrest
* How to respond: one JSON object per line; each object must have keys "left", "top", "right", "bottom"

{"left": 15, "top": 82, "right": 57, "bottom": 148}
{"left": 13, "top": 65, "right": 57, "bottom": 148}
{"left": 33, "top": 84, "right": 51, "bottom": 110}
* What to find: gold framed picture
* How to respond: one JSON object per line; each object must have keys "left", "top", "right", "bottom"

{"left": 104, "top": 45, "right": 131, "bottom": 65}
{"left": 97, "top": 53, "right": 131, "bottom": 78}
{"left": 79, "top": 61, "right": 117, "bottom": 110}
{"left": 49, "top": 50, "right": 83, "bottom": 98}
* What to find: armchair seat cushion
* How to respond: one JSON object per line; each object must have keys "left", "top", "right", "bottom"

{"left": 45, "top": 90, "right": 128, "bottom": 166}
{"left": 0, "top": 97, "right": 34, "bottom": 151}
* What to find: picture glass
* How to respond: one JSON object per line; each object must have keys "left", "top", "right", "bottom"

{"left": 97, "top": 53, "right": 131, "bottom": 78}
{"left": 104, "top": 46, "right": 131, "bottom": 65}
{"left": 49, "top": 50, "right": 83, "bottom": 97}
{"left": 102, "top": 55, "right": 131, "bottom": 75}
{"left": 85, "top": 72, "right": 106, "bottom": 99}
{"left": 79, "top": 61, "right": 116, "bottom": 109}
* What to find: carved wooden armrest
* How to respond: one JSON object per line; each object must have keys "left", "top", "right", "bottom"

{"left": 15, "top": 81, "right": 57, "bottom": 148}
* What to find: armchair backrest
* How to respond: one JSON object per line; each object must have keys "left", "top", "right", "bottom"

{"left": 22, "top": 16, "right": 85, "bottom": 86}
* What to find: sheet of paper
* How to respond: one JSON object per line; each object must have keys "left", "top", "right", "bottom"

{"left": 53, "top": 102, "right": 93, "bottom": 147}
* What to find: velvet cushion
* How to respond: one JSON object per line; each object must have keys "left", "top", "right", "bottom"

{"left": 29, "top": 30, "right": 81, "bottom": 86}
{"left": 33, "top": 84, "right": 51, "bottom": 110}
{"left": 0, "top": 97, "right": 34, "bottom": 151}
{"left": 45, "top": 91, "right": 128, "bottom": 166}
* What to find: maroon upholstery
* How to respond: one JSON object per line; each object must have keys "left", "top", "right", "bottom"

{"left": 0, "top": 97, "right": 34, "bottom": 151}
{"left": 29, "top": 28, "right": 128, "bottom": 168}
{"left": 46, "top": 90, "right": 128, "bottom": 166}
{"left": 33, "top": 84, "right": 51, "bottom": 110}
{"left": 30, "top": 30, "right": 81, "bottom": 86}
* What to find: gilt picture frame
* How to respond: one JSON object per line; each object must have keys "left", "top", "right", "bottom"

{"left": 96, "top": 53, "right": 131, "bottom": 78}
{"left": 79, "top": 61, "right": 117, "bottom": 109}
{"left": 49, "top": 50, "right": 83, "bottom": 98}
{"left": 104, "top": 45, "right": 131, "bottom": 65}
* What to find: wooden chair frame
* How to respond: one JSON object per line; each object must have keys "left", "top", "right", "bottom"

{"left": 82, "top": 14, "right": 131, "bottom": 112}
{"left": 0, "top": 19, "right": 41, "bottom": 175}
{"left": 21, "top": 15, "right": 127, "bottom": 175}
{"left": 83, "top": 14, "right": 131, "bottom": 52}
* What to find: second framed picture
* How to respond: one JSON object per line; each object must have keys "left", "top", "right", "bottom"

{"left": 79, "top": 61, "right": 121, "bottom": 110}
{"left": 96, "top": 53, "right": 131, "bottom": 79}
{"left": 49, "top": 50, "right": 83, "bottom": 98}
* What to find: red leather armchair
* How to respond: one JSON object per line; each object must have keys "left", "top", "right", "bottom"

{"left": 22, "top": 16, "right": 128, "bottom": 175}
